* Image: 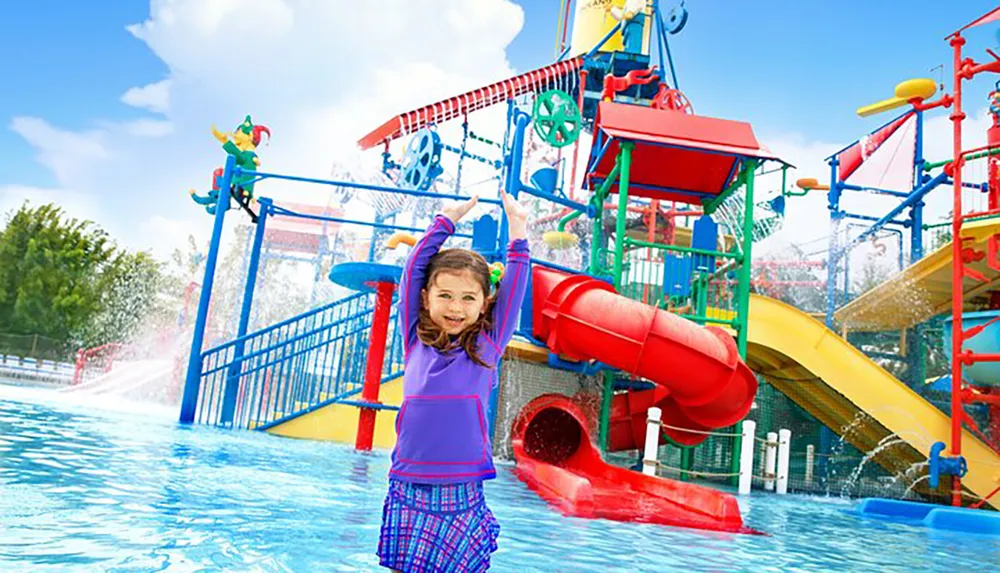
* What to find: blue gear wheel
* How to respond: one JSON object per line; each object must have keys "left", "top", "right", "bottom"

{"left": 400, "top": 128, "right": 443, "bottom": 191}
{"left": 665, "top": 2, "right": 688, "bottom": 34}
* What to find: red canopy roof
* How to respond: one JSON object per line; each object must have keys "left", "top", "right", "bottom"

{"left": 263, "top": 202, "right": 344, "bottom": 255}
{"left": 587, "top": 102, "right": 785, "bottom": 204}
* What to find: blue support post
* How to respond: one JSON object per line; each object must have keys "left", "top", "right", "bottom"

{"left": 652, "top": 3, "right": 667, "bottom": 86}
{"left": 825, "top": 158, "right": 842, "bottom": 328}
{"left": 821, "top": 159, "right": 842, "bottom": 463}
{"left": 488, "top": 107, "right": 530, "bottom": 440}
{"left": 656, "top": 6, "right": 679, "bottom": 89}
{"left": 907, "top": 110, "right": 927, "bottom": 389}
{"left": 220, "top": 198, "right": 270, "bottom": 425}
{"left": 497, "top": 109, "right": 529, "bottom": 253}
{"left": 180, "top": 154, "right": 236, "bottom": 424}
{"left": 368, "top": 213, "right": 384, "bottom": 262}
{"left": 912, "top": 110, "right": 926, "bottom": 263}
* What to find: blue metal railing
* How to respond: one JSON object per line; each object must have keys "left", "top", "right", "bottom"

{"left": 192, "top": 291, "right": 406, "bottom": 429}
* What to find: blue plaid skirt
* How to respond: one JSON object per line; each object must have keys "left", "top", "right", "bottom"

{"left": 378, "top": 478, "right": 500, "bottom": 572}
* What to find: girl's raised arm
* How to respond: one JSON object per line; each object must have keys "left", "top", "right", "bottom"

{"left": 487, "top": 238, "right": 530, "bottom": 349}
{"left": 487, "top": 188, "right": 531, "bottom": 349}
{"left": 398, "top": 215, "right": 454, "bottom": 355}
{"left": 398, "top": 196, "right": 478, "bottom": 357}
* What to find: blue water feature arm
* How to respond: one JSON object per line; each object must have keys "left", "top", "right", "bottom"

{"left": 928, "top": 441, "right": 968, "bottom": 489}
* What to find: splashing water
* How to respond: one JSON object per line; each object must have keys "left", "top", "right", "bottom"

{"left": 840, "top": 435, "right": 906, "bottom": 498}
{"left": 881, "top": 461, "right": 930, "bottom": 493}
{"left": 713, "top": 190, "right": 784, "bottom": 254}
{"left": 902, "top": 474, "right": 932, "bottom": 499}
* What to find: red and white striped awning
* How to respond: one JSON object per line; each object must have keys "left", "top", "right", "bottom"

{"left": 255, "top": 202, "right": 344, "bottom": 254}
{"left": 357, "top": 57, "right": 584, "bottom": 150}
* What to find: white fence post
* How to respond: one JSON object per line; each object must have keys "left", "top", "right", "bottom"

{"left": 642, "top": 407, "right": 662, "bottom": 476}
{"left": 805, "top": 444, "right": 815, "bottom": 486}
{"left": 764, "top": 431, "right": 778, "bottom": 491}
{"left": 738, "top": 419, "right": 756, "bottom": 495}
{"left": 776, "top": 428, "right": 791, "bottom": 495}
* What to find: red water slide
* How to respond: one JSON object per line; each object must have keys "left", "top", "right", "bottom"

{"left": 511, "top": 266, "right": 759, "bottom": 533}
{"left": 512, "top": 394, "right": 758, "bottom": 533}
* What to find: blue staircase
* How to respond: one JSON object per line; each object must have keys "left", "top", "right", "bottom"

{"left": 190, "top": 291, "right": 405, "bottom": 429}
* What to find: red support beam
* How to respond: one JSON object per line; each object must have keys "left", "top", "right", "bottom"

{"left": 355, "top": 281, "right": 396, "bottom": 451}
{"left": 949, "top": 31, "right": 966, "bottom": 507}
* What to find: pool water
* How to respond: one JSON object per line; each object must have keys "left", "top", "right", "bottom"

{"left": 2, "top": 385, "right": 998, "bottom": 572}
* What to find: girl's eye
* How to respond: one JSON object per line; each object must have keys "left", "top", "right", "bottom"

{"left": 439, "top": 293, "right": 451, "bottom": 299}
{"left": 463, "top": 296, "right": 476, "bottom": 301}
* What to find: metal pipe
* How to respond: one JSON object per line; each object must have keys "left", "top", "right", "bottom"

{"left": 845, "top": 171, "right": 948, "bottom": 253}
{"left": 518, "top": 183, "right": 591, "bottom": 213}
{"left": 838, "top": 182, "right": 910, "bottom": 198}
{"left": 267, "top": 203, "right": 474, "bottom": 239}
{"left": 842, "top": 212, "right": 911, "bottom": 227}
{"left": 240, "top": 168, "right": 504, "bottom": 206}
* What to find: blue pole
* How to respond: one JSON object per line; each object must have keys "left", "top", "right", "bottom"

{"left": 657, "top": 9, "right": 679, "bottom": 90}
{"left": 653, "top": 3, "right": 666, "bottom": 79}
{"left": 220, "top": 198, "right": 270, "bottom": 425}
{"left": 907, "top": 111, "right": 926, "bottom": 390}
{"left": 825, "top": 158, "right": 841, "bottom": 328}
{"left": 517, "top": 183, "right": 590, "bottom": 213}
{"left": 180, "top": 154, "right": 236, "bottom": 424}
{"left": 912, "top": 110, "right": 925, "bottom": 263}
{"left": 820, "top": 158, "right": 842, "bottom": 481}
{"left": 488, "top": 107, "right": 530, "bottom": 439}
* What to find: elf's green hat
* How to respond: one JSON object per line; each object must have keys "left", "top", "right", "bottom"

{"left": 236, "top": 115, "right": 253, "bottom": 135}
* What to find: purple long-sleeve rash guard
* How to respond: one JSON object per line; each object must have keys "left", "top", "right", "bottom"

{"left": 389, "top": 215, "right": 530, "bottom": 484}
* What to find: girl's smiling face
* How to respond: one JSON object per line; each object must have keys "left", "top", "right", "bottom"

{"left": 422, "top": 270, "right": 487, "bottom": 335}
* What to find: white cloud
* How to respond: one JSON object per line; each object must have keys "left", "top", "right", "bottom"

{"left": 124, "top": 118, "right": 175, "bottom": 137}
{"left": 121, "top": 79, "right": 171, "bottom": 113}
{"left": 9, "top": 117, "right": 110, "bottom": 187}
{"left": 3, "top": 0, "right": 526, "bottom": 260}
{"left": 140, "top": 214, "right": 210, "bottom": 259}
{"left": 0, "top": 184, "right": 106, "bottom": 229}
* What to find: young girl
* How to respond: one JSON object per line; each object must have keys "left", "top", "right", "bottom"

{"left": 378, "top": 189, "right": 530, "bottom": 573}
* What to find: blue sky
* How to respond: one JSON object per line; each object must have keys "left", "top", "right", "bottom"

{"left": 1, "top": 1, "right": 998, "bottom": 255}
{"left": 0, "top": 2, "right": 165, "bottom": 187}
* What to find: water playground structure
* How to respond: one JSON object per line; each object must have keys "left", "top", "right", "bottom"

{"left": 173, "top": 2, "right": 1000, "bottom": 535}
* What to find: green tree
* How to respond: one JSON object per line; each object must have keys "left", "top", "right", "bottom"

{"left": 0, "top": 202, "right": 168, "bottom": 350}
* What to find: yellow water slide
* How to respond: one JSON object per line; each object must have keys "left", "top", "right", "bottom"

{"left": 835, "top": 217, "right": 1000, "bottom": 332}
{"left": 747, "top": 294, "right": 1000, "bottom": 510}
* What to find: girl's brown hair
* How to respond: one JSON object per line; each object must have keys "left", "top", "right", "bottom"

{"left": 417, "top": 248, "right": 495, "bottom": 368}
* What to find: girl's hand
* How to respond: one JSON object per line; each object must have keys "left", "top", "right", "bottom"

{"left": 441, "top": 195, "right": 479, "bottom": 224}
{"left": 500, "top": 189, "right": 529, "bottom": 240}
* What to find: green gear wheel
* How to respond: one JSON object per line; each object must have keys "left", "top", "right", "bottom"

{"left": 532, "top": 89, "right": 582, "bottom": 149}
